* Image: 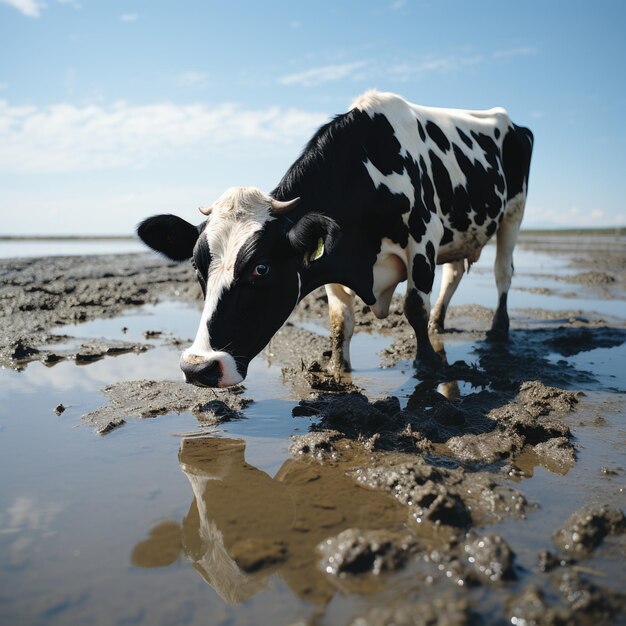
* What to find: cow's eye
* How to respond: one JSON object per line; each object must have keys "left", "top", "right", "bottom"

{"left": 251, "top": 263, "right": 270, "bottom": 278}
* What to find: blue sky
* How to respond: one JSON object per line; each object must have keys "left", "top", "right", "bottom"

{"left": 1, "top": 0, "right": 624, "bottom": 234}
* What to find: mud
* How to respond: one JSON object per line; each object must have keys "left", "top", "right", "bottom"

{"left": 83, "top": 379, "right": 251, "bottom": 434}
{"left": 1, "top": 233, "right": 625, "bottom": 626}
{"left": 0, "top": 253, "right": 199, "bottom": 370}
{"left": 552, "top": 505, "right": 626, "bottom": 556}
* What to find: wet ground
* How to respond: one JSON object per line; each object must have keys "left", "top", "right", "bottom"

{"left": 0, "top": 232, "right": 625, "bottom": 626}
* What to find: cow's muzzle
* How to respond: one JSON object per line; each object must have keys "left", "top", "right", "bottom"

{"left": 179, "top": 350, "right": 244, "bottom": 388}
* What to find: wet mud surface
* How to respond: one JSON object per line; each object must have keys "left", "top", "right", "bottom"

{"left": 1, "top": 233, "right": 625, "bottom": 626}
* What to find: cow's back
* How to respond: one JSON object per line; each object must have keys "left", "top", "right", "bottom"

{"left": 351, "top": 91, "right": 532, "bottom": 265}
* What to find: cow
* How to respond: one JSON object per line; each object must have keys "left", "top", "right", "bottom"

{"left": 137, "top": 90, "right": 533, "bottom": 388}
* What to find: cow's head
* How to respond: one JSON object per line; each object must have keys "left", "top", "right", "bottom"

{"left": 137, "top": 187, "right": 339, "bottom": 387}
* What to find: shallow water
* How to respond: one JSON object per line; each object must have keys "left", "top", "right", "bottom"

{"left": 1, "top": 239, "right": 625, "bottom": 625}
{"left": 0, "top": 238, "right": 144, "bottom": 258}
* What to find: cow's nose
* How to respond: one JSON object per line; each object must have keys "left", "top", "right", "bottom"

{"left": 180, "top": 357, "right": 222, "bottom": 387}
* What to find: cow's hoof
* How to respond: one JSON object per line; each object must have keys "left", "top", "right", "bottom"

{"left": 486, "top": 326, "right": 509, "bottom": 343}
{"left": 413, "top": 354, "right": 445, "bottom": 379}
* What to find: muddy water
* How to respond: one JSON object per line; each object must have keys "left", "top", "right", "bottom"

{"left": 0, "top": 234, "right": 625, "bottom": 626}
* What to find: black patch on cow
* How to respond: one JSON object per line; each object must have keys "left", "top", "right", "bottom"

{"left": 193, "top": 234, "right": 212, "bottom": 276}
{"left": 232, "top": 231, "right": 264, "bottom": 282}
{"left": 426, "top": 121, "right": 451, "bottom": 153}
{"left": 407, "top": 155, "right": 437, "bottom": 244}
{"left": 417, "top": 120, "right": 426, "bottom": 141}
{"left": 192, "top": 234, "right": 212, "bottom": 295}
{"left": 404, "top": 288, "right": 439, "bottom": 363}
{"left": 471, "top": 131, "right": 506, "bottom": 197}
{"left": 494, "top": 128, "right": 500, "bottom": 139}
{"left": 452, "top": 143, "right": 502, "bottom": 225}
{"left": 419, "top": 156, "right": 437, "bottom": 214}
{"left": 441, "top": 226, "right": 454, "bottom": 246}
{"left": 502, "top": 124, "right": 534, "bottom": 200}
{"left": 452, "top": 184, "right": 474, "bottom": 228}
{"left": 363, "top": 113, "right": 405, "bottom": 175}
{"left": 456, "top": 128, "right": 473, "bottom": 149}
{"left": 430, "top": 150, "right": 453, "bottom": 215}
{"left": 485, "top": 219, "right": 498, "bottom": 238}
{"left": 412, "top": 244, "right": 435, "bottom": 295}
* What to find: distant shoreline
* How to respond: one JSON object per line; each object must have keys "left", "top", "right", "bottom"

{"left": 1, "top": 228, "right": 623, "bottom": 241}
{"left": 0, "top": 235, "right": 136, "bottom": 242}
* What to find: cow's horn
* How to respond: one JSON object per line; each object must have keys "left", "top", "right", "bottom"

{"left": 270, "top": 197, "right": 301, "bottom": 214}
{"left": 198, "top": 205, "right": 213, "bottom": 215}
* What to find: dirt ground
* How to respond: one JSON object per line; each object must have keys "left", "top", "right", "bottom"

{"left": 1, "top": 233, "right": 625, "bottom": 625}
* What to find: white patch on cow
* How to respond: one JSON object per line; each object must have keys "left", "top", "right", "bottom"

{"left": 364, "top": 159, "right": 415, "bottom": 200}
{"left": 183, "top": 187, "right": 274, "bottom": 376}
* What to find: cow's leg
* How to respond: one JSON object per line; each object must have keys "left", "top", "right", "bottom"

{"left": 405, "top": 240, "right": 443, "bottom": 371}
{"left": 488, "top": 195, "right": 525, "bottom": 340}
{"left": 404, "top": 288, "right": 441, "bottom": 370}
{"left": 325, "top": 283, "right": 355, "bottom": 372}
{"left": 429, "top": 260, "right": 465, "bottom": 333}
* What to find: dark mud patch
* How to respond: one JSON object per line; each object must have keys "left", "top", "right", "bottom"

{"left": 0, "top": 254, "right": 199, "bottom": 370}
{"left": 292, "top": 380, "right": 579, "bottom": 470}
{"left": 317, "top": 528, "right": 418, "bottom": 576}
{"left": 82, "top": 380, "right": 251, "bottom": 434}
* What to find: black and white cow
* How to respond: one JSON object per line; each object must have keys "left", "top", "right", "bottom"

{"left": 138, "top": 90, "right": 533, "bottom": 387}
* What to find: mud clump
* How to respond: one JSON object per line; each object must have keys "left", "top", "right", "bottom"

{"left": 352, "top": 458, "right": 528, "bottom": 529}
{"left": 348, "top": 596, "right": 472, "bottom": 626}
{"left": 293, "top": 381, "right": 579, "bottom": 475}
{"left": 318, "top": 528, "right": 418, "bottom": 576}
{"left": 516, "top": 380, "right": 581, "bottom": 418}
{"left": 552, "top": 505, "right": 626, "bottom": 556}
{"left": 289, "top": 430, "right": 343, "bottom": 461}
{"left": 554, "top": 570, "right": 626, "bottom": 624}
{"left": 462, "top": 533, "right": 516, "bottom": 582}
{"left": 83, "top": 379, "right": 251, "bottom": 434}
{"left": 561, "top": 271, "right": 616, "bottom": 285}
{"left": 446, "top": 381, "right": 579, "bottom": 466}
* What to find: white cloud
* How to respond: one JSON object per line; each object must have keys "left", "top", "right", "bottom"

{"left": 0, "top": 0, "right": 43, "bottom": 17}
{"left": 279, "top": 61, "right": 369, "bottom": 87}
{"left": 178, "top": 71, "right": 209, "bottom": 87}
{"left": 0, "top": 99, "right": 328, "bottom": 173}
{"left": 389, "top": 53, "right": 483, "bottom": 81}
{"left": 120, "top": 13, "right": 138, "bottom": 22}
{"left": 524, "top": 203, "right": 625, "bottom": 228}
{"left": 493, "top": 46, "right": 538, "bottom": 59}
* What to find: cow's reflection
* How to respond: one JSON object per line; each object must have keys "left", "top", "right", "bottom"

{"left": 132, "top": 437, "right": 407, "bottom": 605}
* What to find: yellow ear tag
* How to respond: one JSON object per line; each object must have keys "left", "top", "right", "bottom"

{"left": 310, "top": 237, "right": 325, "bottom": 262}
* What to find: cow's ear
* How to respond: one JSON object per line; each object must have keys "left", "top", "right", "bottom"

{"left": 137, "top": 214, "right": 202, "bottom": 261}
{"left": 287, "top": 213, "right": 340, "bottom": 266}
